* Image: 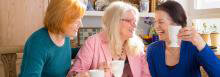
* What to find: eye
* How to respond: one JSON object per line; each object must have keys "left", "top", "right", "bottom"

{"left": 125, "top": 20, "right": 130, "bottom": 23}
{"left": 159, "top": 21, "right": 164, "bottom": 24}
{"left": 121, "top": 19, "right": 130, "bottom": 22}
{"left": 158, "top": 21, "right": 163, "bottom": 23}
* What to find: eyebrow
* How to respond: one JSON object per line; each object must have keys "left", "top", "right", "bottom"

{"left": 156, "top": 19, "right": 165, "bottom": 21}
{"left": 121, "top": 17, "right": 135, "bottom": 19}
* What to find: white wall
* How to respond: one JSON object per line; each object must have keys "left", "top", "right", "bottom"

{"left": 190, "top": 0, "right": 220, "bottom": 33}
{"left": 174, "top": 0, "right": 192, "bottom": 26}
{"left": 82, "top": 15, "right": 152, "bottom": 35}
{"left": 175, "top": 0, "right": 220, "bottom": 32}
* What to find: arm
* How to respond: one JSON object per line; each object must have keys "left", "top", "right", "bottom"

{"left": 19, "top": 39, "right": 47, "bottom": 77}
{"left": 179, "top": 27, "right": 220, "bottom": 76}
{"left": 146, "top": 46, "right": 157, "bottom": 77}
{"left": 140, "top": 51, "right": 152, "bottom": 77}
{"left": 67, "top": 37, "right": 95, "bottom": 77}
{"left": 197, "top": 44, "right": 220, "bottom": 77}
{"left": 71, "top": 48, "right": 80, "bottom": 59}
{"left": 178, "top": 26, "right": 206, "bottom": 51}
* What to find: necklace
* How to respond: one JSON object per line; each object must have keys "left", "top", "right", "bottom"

{"left": 112, "top": 47, "right": 126, "bottom": 60}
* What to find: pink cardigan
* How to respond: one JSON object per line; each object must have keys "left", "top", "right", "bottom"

{"left": 67, "top": 32, "right": 151, "bottom": 77}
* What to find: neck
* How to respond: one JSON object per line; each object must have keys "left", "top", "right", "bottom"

{"left": 165, "top": 40, "right": 171, "bottom": 46}
{"left": 165, "top": 38, "right": 181, "bottom": 48}
{"left": 121, "top": 37, "right": 127, "bottom": 46}
{"left": 49, "top": 31, "right": 65, "bottom": 47}
{"left": 165, "top": 41, "right": 180, "bottom": 52}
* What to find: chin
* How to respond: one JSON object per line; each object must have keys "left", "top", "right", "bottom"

{"left": 72, "top": 32, "right": 78, "bottom": 36}
{"left": 66, "top": 33, "right": 77, "bottom": 37}
{"left": 158, "top": 36, "right": 164, "bottom": 40}
{"left": 128, "top": 35, "right": 133, "bottom": 38}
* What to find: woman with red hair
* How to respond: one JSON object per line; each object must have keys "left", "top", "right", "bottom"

{"left": 19, "top": 0, "right": 85, "bottom": 77}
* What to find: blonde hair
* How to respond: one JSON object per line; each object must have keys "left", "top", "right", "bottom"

{"left": 44, "top": 0, "right": 86, "bottom": 34}
{"left": 102, "top": 1, "right": 144, "bottom": 56}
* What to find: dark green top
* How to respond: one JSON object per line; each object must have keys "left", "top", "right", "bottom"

{"left": 19, "top": 28, "right": 71, "bottom": 77}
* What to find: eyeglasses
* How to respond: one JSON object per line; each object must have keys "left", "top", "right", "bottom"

{"left": 120, "top": 19, "right": 136, "bottom": 25}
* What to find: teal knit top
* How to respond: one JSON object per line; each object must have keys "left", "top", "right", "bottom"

{"left": 19, "top": 28, "right": 71, "bottom": 77}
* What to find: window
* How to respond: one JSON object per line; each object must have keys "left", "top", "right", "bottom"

{"left": 195, "top": 0, "right": 220, "bottom": 9}
{"left": 189, "top": 0, "right": 220, "bottom": 34}
{"left": 193, "top": 18, "right": 220, "bottom": 34}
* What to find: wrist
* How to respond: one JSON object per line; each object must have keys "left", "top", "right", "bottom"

{"left": 194, "top": 40, "right": 206, "bottom": 51}
{"left": 192, "top": 33, "right": 206, "bottom": 51}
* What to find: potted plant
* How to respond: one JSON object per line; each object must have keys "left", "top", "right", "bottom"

{"left": 143, "top": 17, "right": 158, "bottom": 45}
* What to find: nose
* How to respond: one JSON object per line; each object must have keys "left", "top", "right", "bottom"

{"left": 130, "top": 21, "right": 137, "bottom": 28}
{"left": 79, "top": 21, "right": 83, "bottom": 27}
{"left": 154, "top": 22, "right": 160, "bottom": 29}
{"left": 77, "top": 20, "right": 83, "bottom": 28}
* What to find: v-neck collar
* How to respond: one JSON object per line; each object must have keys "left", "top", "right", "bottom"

{"left": 161, "top": 41, "right": 184, "bottom": 71}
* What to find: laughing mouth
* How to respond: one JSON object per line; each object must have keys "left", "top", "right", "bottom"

{"left": 73, "top": 28, "right": 79, "bottom": 32}
{"left": 129, "top": 28, "right": 134, "bottom": 33}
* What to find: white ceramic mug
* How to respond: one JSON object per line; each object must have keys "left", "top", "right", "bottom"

{"left": 168, "top": 25, "right": 182, "bottom": 47}
{"left": 111, "top": 60, "right": 125, "bottom": 77}
{"left": 89, "top": 69, "right": 105, "bottom": 77}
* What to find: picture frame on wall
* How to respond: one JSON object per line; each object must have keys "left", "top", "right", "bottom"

{"left": 77, "top": 27, "right": 101, "bottom": 46}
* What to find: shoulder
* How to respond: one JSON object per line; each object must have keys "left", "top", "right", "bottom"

{"left": 181, "top": 41, "right": 194, "bottom": 46}
{"left": 24, "top": 27, "right": 51, "bottom": 52}
{"left": 79, "top": 32, "right": 103, "bottom": 50}
{"left": 146, "top": 41, "right": 164, "bottom": 57}
{"left": 181, "top": 41, "right": 198, "bottom": 50}
{"left": 147, "top": 41, "right": 164, "bottom": 50}
{"left": 83, "top": 32, "right": 104, "bottom": 44}
{"left": 27, "top": 27, "right": 49, "bottom": 43}
{"left": 22, "top": 28, "right": 51, "bottom": 60}
{"left": 31, "top": 27, "right": 48, "bottom": 37}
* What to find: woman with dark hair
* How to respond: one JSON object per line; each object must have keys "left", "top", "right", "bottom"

{"left": 147, "top": 1, "right": 220, "bottom": 77}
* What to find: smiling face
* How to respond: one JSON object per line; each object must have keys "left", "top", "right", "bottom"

{"left": 155, "top": 10, "right": 175, "bottom": 41}
{"left": 119, "top": 10, "right": 137, "bottom": 40}
{"left": 63, "top": 17, "right": 82, "bottom": 37}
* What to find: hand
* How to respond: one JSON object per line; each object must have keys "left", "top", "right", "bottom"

{"left": 75, "top": 72, "right": 90, "bottom": 77}
{"left": 98, "top": 62, "right": 112, "bottom": 77}
{"left": 178, "top": 26, "right": 206, "bottom": 51}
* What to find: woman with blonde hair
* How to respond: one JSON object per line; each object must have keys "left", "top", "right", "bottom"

{"left": 67, "top": 1, "right": 151, "bottom": 77}
{"left": 19, "top": 0, "right": 85, "bottom": 77}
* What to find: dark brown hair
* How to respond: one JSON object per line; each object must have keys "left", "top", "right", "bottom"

{"left": 157, "top": 1, "right": 187, "bottom": 27}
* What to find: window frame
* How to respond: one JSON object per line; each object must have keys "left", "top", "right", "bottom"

{"left": 189, "top": 0, "right": 220, "bottom": 19}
